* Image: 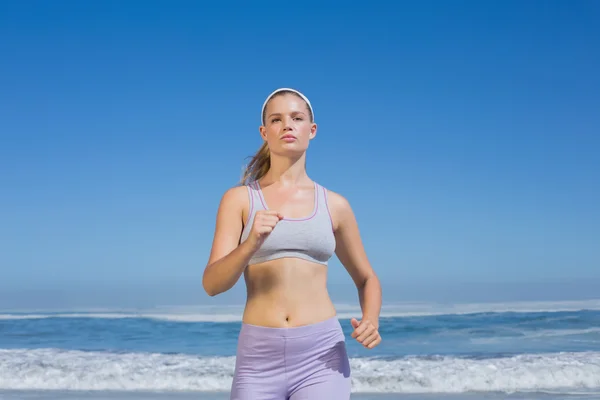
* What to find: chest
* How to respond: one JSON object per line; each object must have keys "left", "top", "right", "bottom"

{"left": 257, "top": 185, "right": 317, "bottom": 220}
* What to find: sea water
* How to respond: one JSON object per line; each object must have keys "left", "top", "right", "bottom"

{"left": 1, "top": 300, "right": 600, "bottom": 399}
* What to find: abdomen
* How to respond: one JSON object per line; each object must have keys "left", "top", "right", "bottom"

{"left": 242, "top": 258, "right": 337, "bottom": 327}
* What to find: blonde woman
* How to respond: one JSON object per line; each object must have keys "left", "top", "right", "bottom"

{"left": 203, "top": 88, "right": 382, "bottom": 399}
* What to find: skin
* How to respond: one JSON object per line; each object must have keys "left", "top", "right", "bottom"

{"left": 202, "top": 93, "right": 382, "bottom": 349}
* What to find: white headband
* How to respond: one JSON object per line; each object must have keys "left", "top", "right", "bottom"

{"left": 261, "top": 87, "right": 314, "bottom": 124}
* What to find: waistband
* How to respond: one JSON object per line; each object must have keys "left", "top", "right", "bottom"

{"left": 240, "top": 316, "right": 342, "bottom": 339}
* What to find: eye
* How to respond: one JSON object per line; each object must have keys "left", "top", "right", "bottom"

{"left": 294, "top": 117, "right": 303, "bottom": 121}
{"left": 271, "top": 118, "right": 281, "bottom": 123}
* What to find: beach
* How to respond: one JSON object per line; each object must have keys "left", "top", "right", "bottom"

{"left": 0, "top": 391, "right": 397, "bottom": 400}
{"left": 2, "top": 391, "right": 600, "bottom": 400}
{"left": 1, "top": 300, "right": 600, "bottom": 399}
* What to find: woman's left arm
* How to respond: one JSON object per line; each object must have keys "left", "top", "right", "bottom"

{"left": 328, "top": 190, "right": 382, "bottom": 349}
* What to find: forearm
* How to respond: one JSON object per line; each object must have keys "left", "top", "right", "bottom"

{"left": 357, "top": 274, "right": 382, "bottom": 328}
{"left": 202, "top": 240, "right": 256, "bottom": 296}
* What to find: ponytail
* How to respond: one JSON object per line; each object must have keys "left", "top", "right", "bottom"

{"left": 240, "top": 141, "right": 270, "bottom": 185}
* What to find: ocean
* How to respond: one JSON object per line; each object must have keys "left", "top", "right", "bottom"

{"left": 1, "top": 300, "right": 600, "bottom": 399}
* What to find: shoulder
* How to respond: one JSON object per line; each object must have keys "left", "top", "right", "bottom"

{"left": 322, "top": 187, "right": 351, "bottom": 212}
{"left": 217, "top": 185, "right": 249, "bottom": 210}
{"left": 320, "top": 186, "right": 355, "bottom": 231}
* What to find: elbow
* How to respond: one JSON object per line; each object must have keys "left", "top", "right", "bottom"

{"left": 202, "top": 272, "right": 228, "bottom": 297}
{"left": 360, "top": 272, "right": 380, "bottom": 289}
{"left": 202, "top": 269, "right": 218, "bottom": 297}
{"left": 202, "top": 280, "right": 218, "bottom": 297}
{"left": 203, "top": 283, "right": 216, "bottom": 297}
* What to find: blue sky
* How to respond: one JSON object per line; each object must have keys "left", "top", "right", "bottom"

{"left": 1, "top": 1, "right": 599, "bottom": 308}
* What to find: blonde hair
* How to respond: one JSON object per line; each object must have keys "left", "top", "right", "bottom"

{"left": 240, "top": 89, "right": 314, "bottom": 185}
{"left": 240, "top": 141, "right": 271, "bottom": 185}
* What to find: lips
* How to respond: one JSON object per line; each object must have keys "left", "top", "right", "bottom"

{"left": 280, "top": 134, "right": 297, "bottom": 140}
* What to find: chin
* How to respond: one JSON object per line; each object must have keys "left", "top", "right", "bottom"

{"left": 273, "top": 145, "right": 308, "bottom": 157}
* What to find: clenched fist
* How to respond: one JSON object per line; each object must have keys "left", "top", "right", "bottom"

{"left": 351, "top": 317, "right": 381, "bottom": 349}
{"left": 246, "top": 210, "right": 284, "bottom": 251}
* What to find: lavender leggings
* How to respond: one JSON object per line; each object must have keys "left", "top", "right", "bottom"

{"left": 230, "top": 316, "right": 352, "bottom": 399}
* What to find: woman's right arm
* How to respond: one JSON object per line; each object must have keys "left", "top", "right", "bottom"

{"left": 202, "top": 187, "right": 255, "bottom": 297}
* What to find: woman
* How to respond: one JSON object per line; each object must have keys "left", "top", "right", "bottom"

{"left": 203, "top": 88, "right": 382, "bottom": 399}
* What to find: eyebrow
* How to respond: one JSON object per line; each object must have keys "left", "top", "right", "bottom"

{"left": 267, "top": 111, "right": 307, "bottom": 119}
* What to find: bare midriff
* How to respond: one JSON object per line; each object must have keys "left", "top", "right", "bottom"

{"left": 242, "top": 257, "right": 337, "bottom": 328}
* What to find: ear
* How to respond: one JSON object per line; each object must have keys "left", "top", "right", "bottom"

{"left": 309, "top": 123, "right": 317, "bottom": 140}
{"left": 259, "top": 125, "right": 268, "bottom": 141}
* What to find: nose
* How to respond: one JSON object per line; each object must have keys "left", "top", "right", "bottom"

{"left": 283, "top": 115, "right": 294, "bottom": 131}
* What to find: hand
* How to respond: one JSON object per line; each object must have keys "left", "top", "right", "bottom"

{"left": 247, "top": 210, "right": 284, "bottom": 250}
{"left": 350, "top": 317, "right": 381, "bottom": 349}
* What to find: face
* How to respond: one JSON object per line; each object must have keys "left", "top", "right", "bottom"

{"left": 259, "top": 93, "right": 317, "bottom": 156}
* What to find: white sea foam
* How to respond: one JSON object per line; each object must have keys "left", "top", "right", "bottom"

{"left": 1, "top": 299, "right": 600, "bottom": 322}
{"left": 0, "top": 348, "right": 599, "bottom": 393}
{"left": 522, "top": 327, "right": 600, "bottom": 339}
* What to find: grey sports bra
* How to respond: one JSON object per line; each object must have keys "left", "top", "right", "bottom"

{"left": 240, "top": 181, "right": 336, "bottom": 266}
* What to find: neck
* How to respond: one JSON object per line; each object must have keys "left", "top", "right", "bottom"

{"left": 264, "top": 153, "right": 309, "bottom": 186}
